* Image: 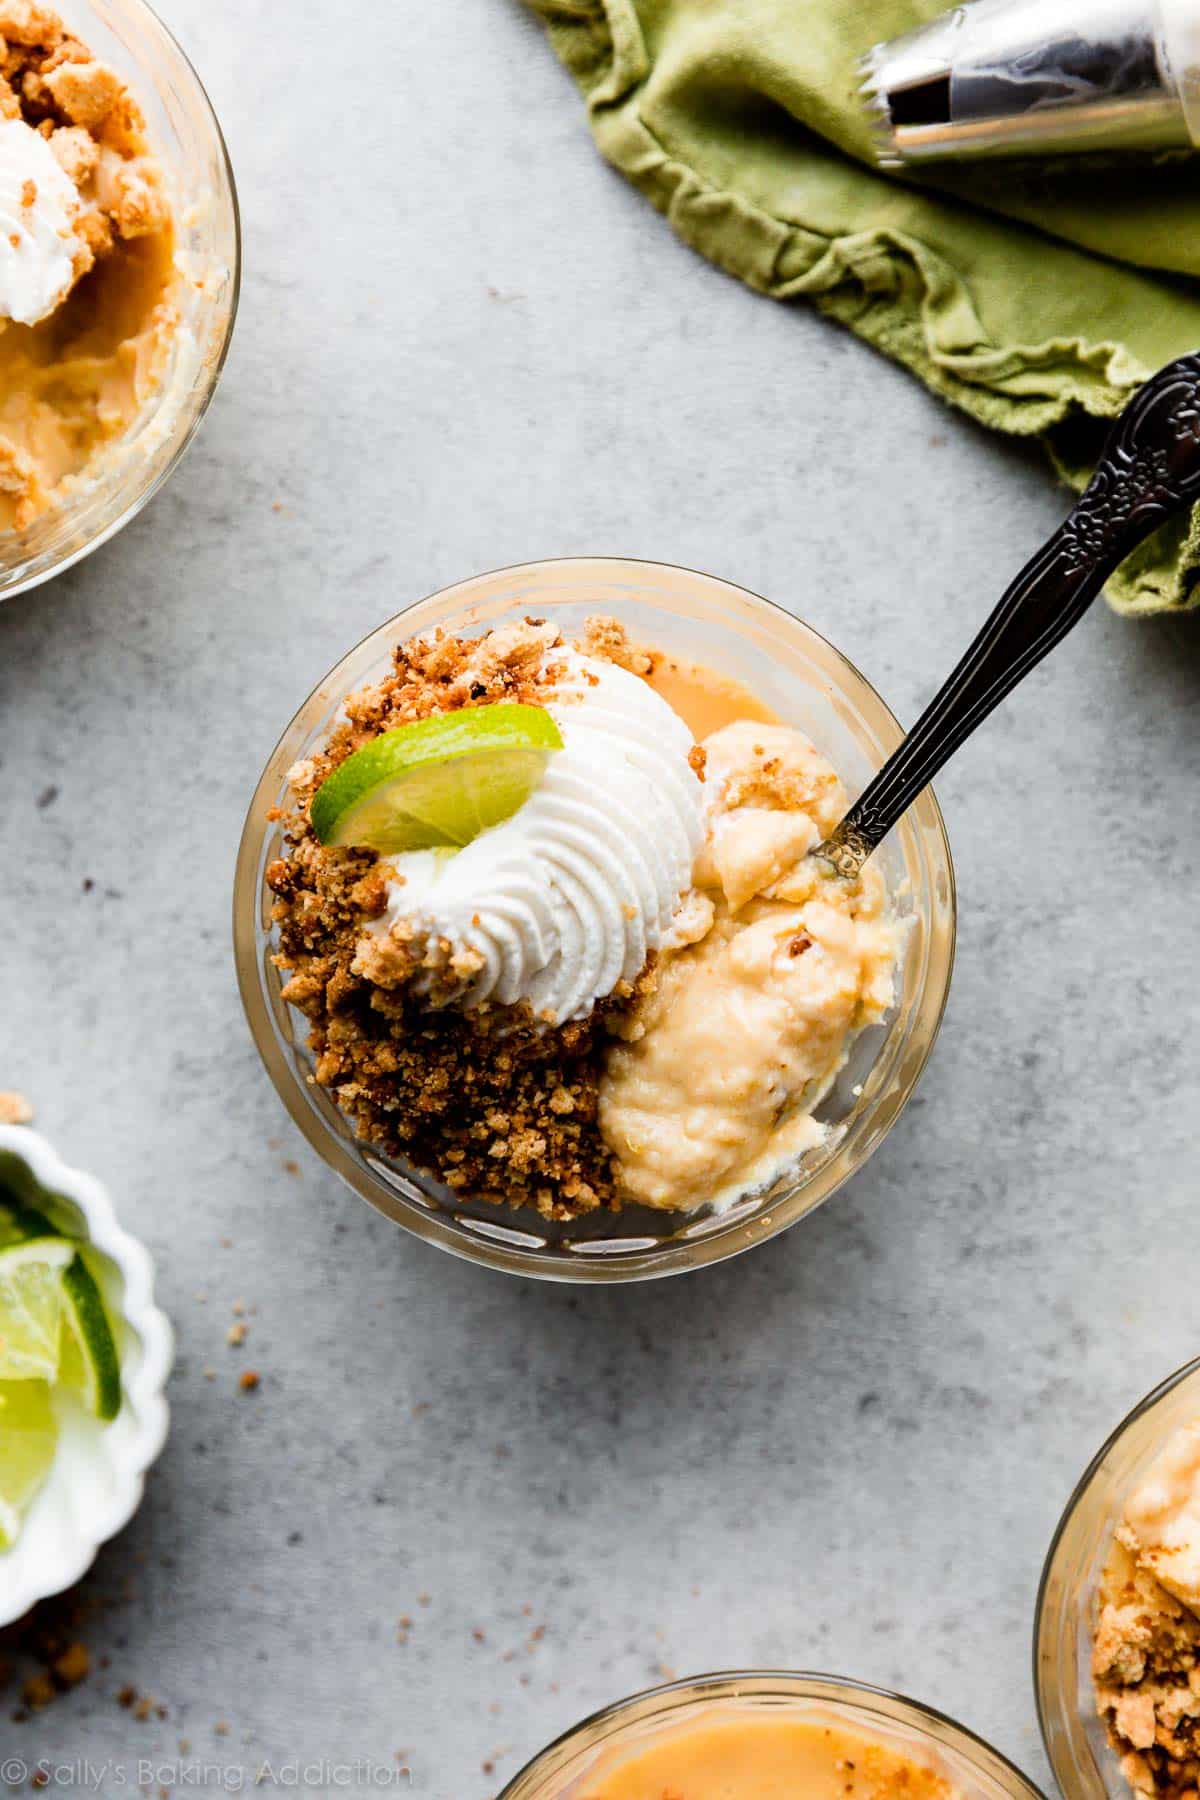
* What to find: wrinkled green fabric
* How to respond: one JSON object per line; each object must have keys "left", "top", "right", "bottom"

{"left": 524, "top": 0, "right": 1200, "bottom": 613}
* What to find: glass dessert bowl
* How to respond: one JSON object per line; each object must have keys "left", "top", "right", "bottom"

{"left": 234, "top": 557, "right": 955, "bottom": 1282}
{"left": 497, "top": 1671, "right": 1047, "bottom": 1800}
{"left": 1036, "top": 1356, "right": 1200, "bottom": 1800}
{"left": 0, "top": 0, "right": 239, "bottom": 602}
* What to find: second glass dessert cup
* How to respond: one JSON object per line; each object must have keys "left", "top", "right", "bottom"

{"left": 234, "top": 557, "right": 956, "bottom": 1282}
{"left": 0, "top": 0, "right": 240, "bottom": 602}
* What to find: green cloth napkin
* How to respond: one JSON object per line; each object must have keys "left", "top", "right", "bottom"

{"left": 524, "top": 0, "right": 1200, "bottom": 614}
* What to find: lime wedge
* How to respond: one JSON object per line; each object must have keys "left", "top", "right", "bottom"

{"left": 0, "top": 1380, "right": 58, "bottom": 1549}
{"left": 0, "top": 1235, "right": 74, "bottom": 1381}
{"left": 310, "top": 703, "right": 563, "bottom": 854}
{"left": 58, "top": 1254, "right": 120, "bottom": 1422}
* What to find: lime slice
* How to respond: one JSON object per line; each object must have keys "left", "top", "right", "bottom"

{"left": 0, "top": 1235, "right": 74, "bottom": 1381}
{"left": 59, "top": 1254, "right": 120, "bottom": 1422}
{"left": 310, "top": 703, "right": 563, "bottom": 854}
{"left": 0, "top": 1380, "right": 58, "bottom": 1549}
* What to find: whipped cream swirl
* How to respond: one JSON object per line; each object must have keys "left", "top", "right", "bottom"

{"left": 376, "top": 653, "right": 705, "bottom": 1023}
{"left": 0, "top": 118, "right": 80, "bottom": 327}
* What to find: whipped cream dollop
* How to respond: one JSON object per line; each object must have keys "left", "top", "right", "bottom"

{"left": 374, "top": 653, "right": 705, "bottom": 1023}
{"left": 0, "top": 118, "right": 81, "bottom": 327}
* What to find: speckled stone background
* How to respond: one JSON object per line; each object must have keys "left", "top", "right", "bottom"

{"left": 2, "top": 0, "right": 1200, "bottom": 1793}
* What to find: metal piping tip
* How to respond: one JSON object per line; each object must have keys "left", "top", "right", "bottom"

{"left": 859, "top": 0, "right": 1200, "bottom": 165}
{"left": 859, "top": 4, "right": 971, "bottom": 166}
{"left": 856, "top": 46, "right": 905, "bottom": 168}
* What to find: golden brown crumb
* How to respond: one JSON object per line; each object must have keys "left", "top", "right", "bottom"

{"left": 0, "top": 1089, "right": 33, "bottom": 1124}
{"left": 238, "top": 1369, "right": 260, "bottom": 1392}
{"left": 579, "top": 614, "right": 654, "bottom": 675}
{"left": 0, "top": 3, "right": 64, "bottom": 50}
{"left": 73, "top": 204, "right": 112, "bottom": 260}
{"left": 0, "top": 439, "right": 39, "bottom": 525}
{"left": 41, "top": 56, "right": 122, "bottom": 129}
{"left": 21, "top": 1671, "right": 55, "bottom": 1709}
{"left": 1094, "top": 1540, "right": 1200, "bottom": 1797}
{"left": 46, "top": 121, "right": 97, "bottom": 183}
{"left": 51, "top": 1643, "right": 88, "bottom": 1688}
{"left": 226, "top": 1322, "right": 247, "bottom": 1348}
{"left": 105, "top": 155, "right": 170, "bottom": 240}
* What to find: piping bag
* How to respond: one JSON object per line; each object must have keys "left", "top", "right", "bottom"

{"left": 863, "top": 0, "right": 1200, "bottom": 163}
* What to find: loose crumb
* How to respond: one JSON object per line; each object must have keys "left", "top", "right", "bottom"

{"left": 21, "top": 1671, "right": 55, "bottom": 1709}
{"left": 52, "top": 1643, "right": 88, "bottom": 1687}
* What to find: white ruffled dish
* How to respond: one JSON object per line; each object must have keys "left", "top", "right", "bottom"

{"left": 0, "top": 1126, "right": 172, "bottom": 1627}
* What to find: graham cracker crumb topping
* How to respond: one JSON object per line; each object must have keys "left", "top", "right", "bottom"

{"left": 1095, "top": 1538, "right": 1200, "bottom": 1796}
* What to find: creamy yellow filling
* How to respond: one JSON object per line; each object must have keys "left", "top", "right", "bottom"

{"left": 600, "top": 720, "right": 900, "bottom": 1212}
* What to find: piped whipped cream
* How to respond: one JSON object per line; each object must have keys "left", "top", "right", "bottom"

{"left": 372, "top": 652, "right": 705, "bottom": 1023}
{"left": 0, "top": 118, "right": 81, "bottom": 326}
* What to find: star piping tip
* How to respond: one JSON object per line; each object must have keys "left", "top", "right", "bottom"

{"left": 856, "top": 47, "right": 902, "bottom": 168}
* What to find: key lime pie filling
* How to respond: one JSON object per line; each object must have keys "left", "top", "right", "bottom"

{"left": 267, "top": 616, "right": 902, "bottom": 1219}
{"left": 0, "top": 0, "right": 180, "bottom": 532}
{"left": 530, "top": 1708, "right": 965, "bottom": 1800}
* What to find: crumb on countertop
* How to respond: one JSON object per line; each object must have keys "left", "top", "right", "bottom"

{"left": 1, "top": 1589, "right": 95, "bottom": 1720}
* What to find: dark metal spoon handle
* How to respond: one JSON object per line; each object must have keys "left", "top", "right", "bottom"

{"left": 818, "top": 352, "right": 1200, "bottom": 877}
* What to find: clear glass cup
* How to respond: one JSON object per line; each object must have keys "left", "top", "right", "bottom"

{"left": 0, "top": 0, "right": 240, "bottom": 602}
{"left": 234, "top": 557, "right": 956, "bottom": 1282}
{"left": 497, "top": 1671, "right": 1048, "bottom": 1800}
{"left": 1035, "top": 1355, "right": 1200, "bottom": 1800}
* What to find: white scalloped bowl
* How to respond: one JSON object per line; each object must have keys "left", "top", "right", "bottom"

{"left": 0, "top": 1126, "right": 173, "bottom": 1627}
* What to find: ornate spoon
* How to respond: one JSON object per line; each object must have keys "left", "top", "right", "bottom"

{"left": 816, "top": 352, "right": 1200, "bottom": 877}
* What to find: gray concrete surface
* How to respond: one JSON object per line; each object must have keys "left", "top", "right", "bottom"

{"left": 3, "top": 0, "right": 1200, "bottom": 1793}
